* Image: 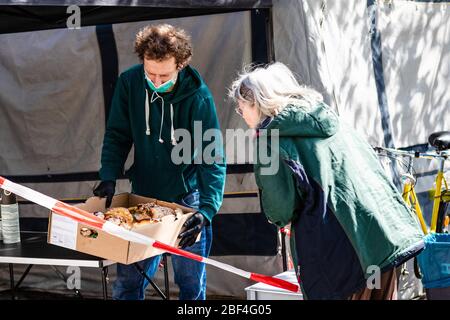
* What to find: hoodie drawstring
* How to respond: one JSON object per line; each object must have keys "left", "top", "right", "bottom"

{"left": 150, "top": 91, "right": 165, "bottom": 143}
{"left": 170, "top": 103, "right": 176, "bottom": 145}
{"left": 146, "top": 90, "right": 177, "bottom": 145}
{"left": 145, "top": 89, "right": 151, "bottom": 136}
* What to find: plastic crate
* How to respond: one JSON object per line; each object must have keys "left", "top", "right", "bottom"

{"left": 416, "top": 233, "right": 450, "bottom": 290}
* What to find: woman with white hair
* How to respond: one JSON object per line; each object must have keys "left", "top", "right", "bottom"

{"left": 229, "top": 62, "right": 424, "bottom": 300}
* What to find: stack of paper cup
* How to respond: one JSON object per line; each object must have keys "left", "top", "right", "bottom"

{"left": 1, "top": 190, "right": 21, "bottom": 244}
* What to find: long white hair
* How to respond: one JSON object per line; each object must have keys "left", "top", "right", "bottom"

{"left": 229, "top": 62, "right": 323, "bottom": 117}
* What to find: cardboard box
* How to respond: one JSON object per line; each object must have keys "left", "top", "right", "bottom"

{"left": 48, "top": 193, "right": 195, "bottom": 264}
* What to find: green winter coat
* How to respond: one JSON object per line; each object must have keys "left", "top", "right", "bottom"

{"left": 254, "top": 102, "right": 424, "bottom": 299}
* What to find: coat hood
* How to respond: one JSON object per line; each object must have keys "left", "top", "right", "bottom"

{"left": 265, "top": 103, "right": 339, "bottom": 138}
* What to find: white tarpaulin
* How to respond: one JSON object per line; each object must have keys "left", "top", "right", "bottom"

{"left": 272, "top": 0, "right": 449, "bottom": 299}
{"left": 273, "top": 0, "right": 448, "bottom": 148}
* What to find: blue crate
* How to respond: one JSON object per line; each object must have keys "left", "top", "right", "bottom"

{"left": 417, "top": 233, "right": 450, "bottom": 289}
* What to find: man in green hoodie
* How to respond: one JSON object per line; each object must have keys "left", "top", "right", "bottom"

{"left": 94, "top": 24, "right": 226, "bottom": 300}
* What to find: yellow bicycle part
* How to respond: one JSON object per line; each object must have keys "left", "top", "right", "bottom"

{"left": 403, "top": 182, "right": 428, "bottom": 235}
{"left": 430, "top": 171, "right": 444, "bottom": 233}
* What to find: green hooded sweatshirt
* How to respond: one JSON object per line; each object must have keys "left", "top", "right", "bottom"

{"left": 99, "top": 64, "right": 226, "bottom": 222}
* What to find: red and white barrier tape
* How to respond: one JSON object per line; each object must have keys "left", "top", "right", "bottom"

{"left": 280, "top": 227, "right": 291, "bottom": 237}
{"left": 0, "top": 176, "right": 299, "bottom": 293}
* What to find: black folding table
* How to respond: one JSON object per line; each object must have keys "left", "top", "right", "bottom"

{"left": 0, "top": 231, "right": 170, "bottom": 300}
{"left": 0, "top": 231, "right": 115, "bottom": 299}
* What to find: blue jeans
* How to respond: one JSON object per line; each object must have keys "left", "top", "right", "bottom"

{"left": 112, "top": 190, "right": 213, "bottom": 300}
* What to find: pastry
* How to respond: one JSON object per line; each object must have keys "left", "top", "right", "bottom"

{"left": 104, "top": 207, "right": 134, "bottom": 230}
{"left": 95, "top": 202, "right": 180, "bottom": 230}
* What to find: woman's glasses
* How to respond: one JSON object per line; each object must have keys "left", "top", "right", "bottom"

{"left": 235, "top": 105, "right": 243, "bottom": 116}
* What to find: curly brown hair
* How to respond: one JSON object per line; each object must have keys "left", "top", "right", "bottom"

{"left": 134, "top": 24, "right": 193, "bottom": 68}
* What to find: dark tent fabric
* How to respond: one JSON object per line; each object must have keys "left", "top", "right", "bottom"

{"left": 0, "top": 0, "right": 271, "bottom": 34}
{"left": 0, "top": 0, "right": 271, "bottom": 5}
{"left": 0, "top": 0, "right": 283, "bottom": 299}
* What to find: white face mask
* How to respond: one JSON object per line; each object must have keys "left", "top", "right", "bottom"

{"left": 144, "top": 72, "right": 178, "bottom": 93}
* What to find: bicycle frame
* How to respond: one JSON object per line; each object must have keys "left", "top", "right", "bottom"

{"left": 431, "top": 159, "right": 447, "bottom": 232}
{"left": 375, "top": 147, "right": 449, "bottom": 234}
{"left": 402, "top": 174, "right": 428, "bottom": 234}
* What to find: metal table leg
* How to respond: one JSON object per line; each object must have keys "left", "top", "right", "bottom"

{"left": 50, "top": 265, "right": 83, "bottom": 299}
{"left": 9, "top": 264, "right": 15, "bottom": 300}
{"left": 101, "top": 266, "right": 109, "bottom": 300}
{"left": 280, "top": 231, "right": 288, "bottom": 271}
{"left": 14, "top": 264, "right": 34, "bottom": 291}
{"left": 134, "top": 263, "right": 167, "bottom": 300}
{"left": 163, "top": 254, "right": 170, "bottom": 300}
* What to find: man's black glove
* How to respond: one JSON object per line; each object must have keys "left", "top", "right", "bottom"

{"left": 93, "top": 180, "right": 116, "bottom": 209}
{"left": 178, "top": 212, "right": 207, "bottom": 249}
